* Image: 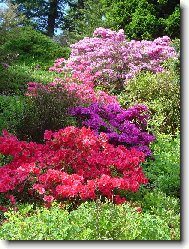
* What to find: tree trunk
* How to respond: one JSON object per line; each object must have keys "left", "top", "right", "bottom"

{"left": 77, "top": 0, "right": 84, "bottom": 9}
{"left": 47, "top": 0, "right": 58, "bottom": 37}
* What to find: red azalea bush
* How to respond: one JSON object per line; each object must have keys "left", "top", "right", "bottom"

{"left": 0, "top": 126, "right": 148, "bottom": 209}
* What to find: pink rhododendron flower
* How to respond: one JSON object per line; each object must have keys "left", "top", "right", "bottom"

{"left": 48, "top": 28, "right": 176, "bottom": 89}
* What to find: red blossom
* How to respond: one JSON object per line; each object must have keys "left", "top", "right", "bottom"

{"left": 0, "top": 126, "right": 148, "bottom": 210}
{"left": 43, "top": 195, "right": 54, "bottom": 203}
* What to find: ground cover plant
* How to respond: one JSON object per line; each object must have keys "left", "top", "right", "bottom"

{"left": 0, "top": 26, "right": 180, "bottom": 241}
{"left": 0, "top": 200, "right": 179, "bottom": 240}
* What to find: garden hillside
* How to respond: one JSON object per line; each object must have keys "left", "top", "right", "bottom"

{"left": 0, "top": 3, "right": 180, "bottom": 240}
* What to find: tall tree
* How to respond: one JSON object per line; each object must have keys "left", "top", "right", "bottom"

{"left": 61, "top": 0, "right": 106, "bottom": 45}
{"left": 9, "top": 0, "right": 73, "bottom": 37}
{"left": 47, "top": 0, "right": 58, "bottom": 36}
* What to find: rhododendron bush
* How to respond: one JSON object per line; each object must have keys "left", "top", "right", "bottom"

{"left": 25, "top": 84, "right": 155, "bottom": 156}
{"left": 49, "top": 27, "right": 176, "bottom": 89}
{"left": 0, "top": 127, "right": 148, "bottom": 209}
{"left": 26, "top": 79, "right": 119, "bottom": 106}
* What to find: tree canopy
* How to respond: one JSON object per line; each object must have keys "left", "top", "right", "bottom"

{"left": 101, "top": 0, "right": 180, "bottom": 40}
{"left": 1, "top": 0, "right": 180, "bottom": 40}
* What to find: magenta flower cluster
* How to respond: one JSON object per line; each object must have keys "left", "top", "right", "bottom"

{"left": 70, "top": 103, "right": 155, "bottom": 156}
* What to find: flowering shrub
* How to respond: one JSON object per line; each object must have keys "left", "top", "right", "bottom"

{"left": 14, "top": 85, "right": 79, "bottom": 143}
{"left": 26, "top": 79, "right": 119, "bottom": 106}
{"left": 25, "top": 83, "right": 155, "bottom": 154}
{"left": 70, "top": 103, "right": 155, "bottom": 156}
{"left": 49, "top": 58, "right": 96, "bottom": 88}
{"left": 49, "top": 27, "right": 176, "bottom": 89}
{"left": 0, "top": 127, "right": 148, "bottom": 209}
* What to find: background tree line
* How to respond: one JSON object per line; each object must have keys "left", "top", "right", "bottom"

{"left": 0, "top": 0, "right": 180, "bottom": 44}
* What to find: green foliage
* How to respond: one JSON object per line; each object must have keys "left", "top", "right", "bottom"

{"left": 0, "top": 65, "right": 27, "bottom": 95}
{"left": 0, "top": 153, "right": 13, "bottom": 167}
{"left": 0, "top": 3, "right": 26, "bottom": 66}
{"left": 116, "top": 132, "right": 180, "bottom": 206}
{"left": 0, "top": 63, "right": 60, "bottom": 95}
{"left": 143, "top": 190, "right": 180, "bottom": 217}
{"left": 1, "top": 26, "right": 70, "bottom": 65}
{"left": 13, "top": 87, "right": 78, "bottom": 143}
{"left": 162, "top": 5, "right": 180, "bottom": 39}
{"left": 126, "top": 7, "right": 161, "bottom": 40}
{"left": 0, "top": 2, "right": 26, "bottom": 45}
{"left": 101, "top": 0, "right": 140, "bottom": 31}
{"left": 118, "top": 69, "right": 180, "bottom": 135}
{"left": 0, "top": 95, "right": 25, "bottom": 134}
{"left": 101, "top": 0, "right": 180, "bottom": 40}
{"left": 61, "top": 0, "right": 106, "bottom": 45}
{"left": 142, "top": 191, "right": 180, "bottom": 240}
{"left": 143, "top": 133, "right": 180, "bottom": 197}
{"left": 0, "top": 25, "right": 70, "bottom": 95}
{"left": 163, "top": 38, "right": 180, "bottom": 74}
{"left": 119, "top": 188, "right": 180, "bottom": 240}
{"left": 0, "top": 200, "right": 179, "bottom": 240}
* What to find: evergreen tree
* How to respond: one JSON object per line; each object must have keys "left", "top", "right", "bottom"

{"left": 60, "top": 0, "right": 106, "bottom": 45}
{"left": 9, "top": 0, "right": 73, "bottom": 36}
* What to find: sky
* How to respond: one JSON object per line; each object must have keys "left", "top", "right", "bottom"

{"left": 0, "top": 2, "right": 8, "bottom": 9}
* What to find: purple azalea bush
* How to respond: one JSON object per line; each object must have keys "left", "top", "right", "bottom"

{"left": 70, "top": 103, "right": 155, "bottom": 157}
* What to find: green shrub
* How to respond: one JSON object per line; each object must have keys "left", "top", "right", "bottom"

{"left": 0, "top": 95, "right": 25, "bottom": 133}
{"left": 0, "top": 26, "right": 70, "bottom": 95}
{"left": 0, "top": 62, "right": 61, "bottom": 95}
{"left": 119, "top": 132, "right": 180, "bottom": 203}
{"left": 126, "top": 7, "right": 162, "bottom": 40}
{"left": 13, "top": 87, "right": 78, "bottom": 143}
{"left": 163, "top": 38, "right": 180, "bottom": 75}
{"left": 142, "top": 190, "right": 180, "bottom": 240}
{"left": 143, "top": 133, "right": 180, "bottom": 197}
{"left": 1, "top": 26, "right": 70, "bottom": 65}
{"left": 0, "top": 64, "right": 29, "bottom": 95}
{"left": 0, "top": 200, "right": 178, "bottom": 240}
{"left": 118, "top": 69, "right": 180, "bottom": 135}
{"left": 101, "top": 0, "right": 180, "bottom": 40}
{"left": 163, "top": 6, "right": 180, "bottom": 40}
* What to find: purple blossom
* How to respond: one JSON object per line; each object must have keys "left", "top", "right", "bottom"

{"left": 1, "top": 63, "right": 9, "bottom": 69}
{"left": 70, "top": 102, "right": 155, "bottom": 157}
